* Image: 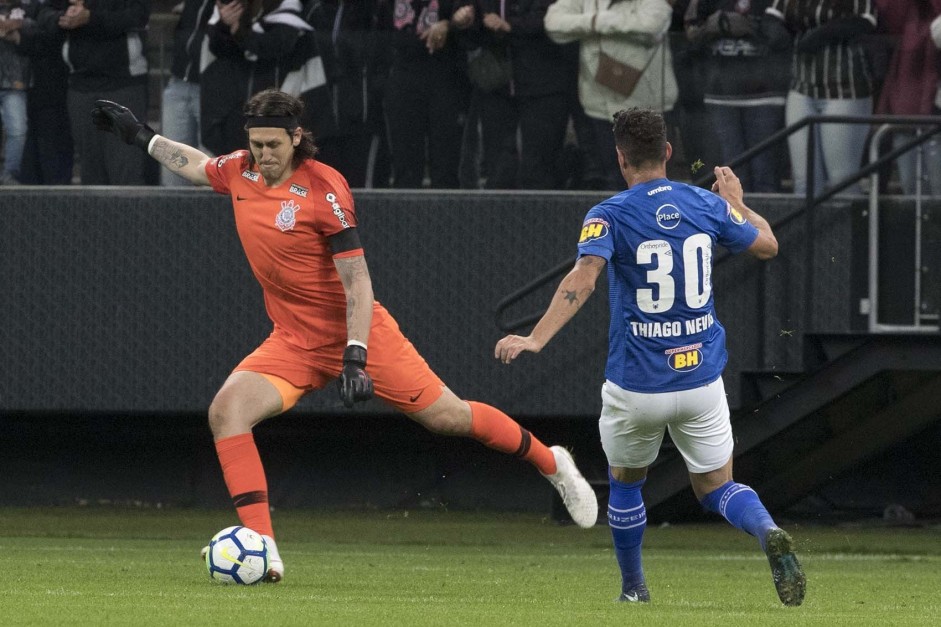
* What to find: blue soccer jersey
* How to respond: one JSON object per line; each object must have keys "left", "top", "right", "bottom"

{"left": 577, "top": 178, "right": 759, "bottom": 393}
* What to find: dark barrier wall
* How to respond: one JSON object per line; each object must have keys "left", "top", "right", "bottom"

{"left": 1, "top": 188, "right": 872, "bottom": 416}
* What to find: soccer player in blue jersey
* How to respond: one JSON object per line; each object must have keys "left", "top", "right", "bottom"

{"left": 495, "top": 108, "right": 806, "bottom": 606}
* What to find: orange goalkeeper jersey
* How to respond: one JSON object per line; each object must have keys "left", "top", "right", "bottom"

{"left": 205, "top": 151, "right": 369, "bottom": 349}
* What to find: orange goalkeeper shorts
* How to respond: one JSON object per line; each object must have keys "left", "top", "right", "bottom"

{"left": 234, "top": 305, "right": 444, "bottom": 413}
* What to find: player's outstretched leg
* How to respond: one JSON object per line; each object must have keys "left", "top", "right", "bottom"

{"left": 700, "top": 480, "right": 805, "bottom": 605}
{"left": 467, "top": 401, "right": 598, "bottom": 528}
{"left": 410, "top": 395, "right": 597, "bottom": 527}
{"left": 763, "top": 528, "right": 806, "bottom": 606}
{"left": 608, "top": 475, "right": 650, "bottom": 603}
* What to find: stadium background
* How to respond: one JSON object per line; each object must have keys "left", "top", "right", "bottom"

{"left": 2, "top": 188, "right": 939, "bottom": 524}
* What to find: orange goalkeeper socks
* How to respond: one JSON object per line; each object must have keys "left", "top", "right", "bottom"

{"left": 215, "top": 433, "right": 274, "bottom": 538}
{"left": 468, "top": 401, "right": 557, "bottom": 475}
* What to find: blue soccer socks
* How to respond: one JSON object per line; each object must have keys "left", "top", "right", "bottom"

{"left": 608, "top": 475, "right": 648, "bottom": 595}
{"left": 700, "top": 481, "right": 777, "bottom": 550}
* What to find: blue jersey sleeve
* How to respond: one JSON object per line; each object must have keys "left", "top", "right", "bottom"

{"left": 576, "top": 206, "right": 615, "bottom": 261}
{"left": 715, "top": 198, "right": 760, "bottom": 254}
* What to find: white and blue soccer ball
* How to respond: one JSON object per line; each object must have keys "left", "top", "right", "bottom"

{"left": 205, "top": 526, "right": 269, "bottom": 585}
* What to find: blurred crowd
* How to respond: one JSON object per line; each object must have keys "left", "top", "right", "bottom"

{"left": 0, "top": 0, "right": 939, "bottom": 193}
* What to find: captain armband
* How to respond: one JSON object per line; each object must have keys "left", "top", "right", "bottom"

{"left": 328, "top": 228, "right": 362, "bottom": 255}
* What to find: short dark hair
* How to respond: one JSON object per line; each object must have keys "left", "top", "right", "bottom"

{"left": 242, "top": 89, "right": 318, "bottom": 167}
{"left": 612, "top": 108, "right": 666, "bottom": 169}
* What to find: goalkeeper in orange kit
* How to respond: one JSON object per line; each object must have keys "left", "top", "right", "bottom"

{"left": 91, "top": 89, "right": 599, "bottom": 584}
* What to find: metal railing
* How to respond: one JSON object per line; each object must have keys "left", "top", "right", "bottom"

{"left": 867, "top": 124, "right": 941, "bottom": 332}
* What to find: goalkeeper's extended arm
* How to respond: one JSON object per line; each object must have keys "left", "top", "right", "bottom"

{"left": 90, "top": 100, "right": 212, "bottom": 186}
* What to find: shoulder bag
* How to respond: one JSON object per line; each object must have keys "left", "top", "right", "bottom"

{"left": 594, "top": 44, "right": 658, "bottom": 98}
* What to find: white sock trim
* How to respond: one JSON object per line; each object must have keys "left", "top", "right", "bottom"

{"left": 147, "top": 134, "right": 162, "bottom": 155}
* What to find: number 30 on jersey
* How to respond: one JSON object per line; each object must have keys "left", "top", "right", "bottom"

{"left": 636, "top": 234, "right": 712, "bottom": 314}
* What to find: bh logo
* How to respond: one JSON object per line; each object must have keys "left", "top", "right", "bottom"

{"left": 656, "top": 204, "right": 681, "bottom": 230}
{"left": 666, "top": 345, "right": 703, "bottom": 372}
{"left": 579, "top": 218, "right": 610, "bottom": 244}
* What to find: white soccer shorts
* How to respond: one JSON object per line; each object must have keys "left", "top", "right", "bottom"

{"left": 598, "top": 376, "right": 733, "bottom": 474}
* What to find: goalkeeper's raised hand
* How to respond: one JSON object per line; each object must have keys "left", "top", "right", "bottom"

{"left": 337, "top": 345, "right": 373, "bottom": 408}
{"left": 91, "top": 100, "right": 155, "bottom": 151}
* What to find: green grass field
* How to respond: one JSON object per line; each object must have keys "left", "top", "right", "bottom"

{"left": 0, "top": 507, "right": 938, "bottom": 626}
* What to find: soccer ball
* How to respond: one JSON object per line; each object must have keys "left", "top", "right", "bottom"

{"left": 205, "top": 526, "right": 269, "bottom": 584}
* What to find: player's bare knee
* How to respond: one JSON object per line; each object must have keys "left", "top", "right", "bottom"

{"left": 207, "top": 398, "right": 231, "bottom": 437}
{"left": 207, "top": 394, "right": 251, "bottom": 437}
{"left": 424, "top": 412, "right": 467, "bottom": 436}
{"left": 409, "top": 396, "right": 472, "bottom": 437}
{"left": 412, "top": 406, "right": 471, "bottom": 436}
{"left": 409, "top": 406, "right": 455, "bottom": 435}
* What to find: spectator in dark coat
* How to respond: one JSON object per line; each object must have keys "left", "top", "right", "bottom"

{"left": 378, "top": 0, "right": 471, "bottom": 188}
{"left": 298, "top": 0, "right": 388, "bottom": 188}
{"left": 685, "top": 0, "right": 790, "bottom": 192}
{"left": 458, "top": 0, "right": 576, "bottom": 189}
{"left": 6, "top": 0, "right": 73, "bottom": 184}
{"left": 37, "top": 0, "right": 151, "bottom": 185}
{"left": 200, "top": 0, "right": 311, "bottom": 156}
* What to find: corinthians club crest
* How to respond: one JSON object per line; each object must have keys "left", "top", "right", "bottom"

{"left": 275, "top": 199, "right": 301, "bottom": 232}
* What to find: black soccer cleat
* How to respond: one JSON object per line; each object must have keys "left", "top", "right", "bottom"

{"left": 764, "top": 528, "right": 806, "bottom": 606}
{"left": 616, "top": 583, "right": 651, "bottom": 603}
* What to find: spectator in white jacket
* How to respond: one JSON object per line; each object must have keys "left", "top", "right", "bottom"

{"left": 545, "top": 0, "right": 678, "bottom": 189}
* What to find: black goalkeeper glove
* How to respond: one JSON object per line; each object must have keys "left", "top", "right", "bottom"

{"left": 337, "top": 345, "right": 373, "bottom": 408}
{"left": 91, "top": 100, "right": 156, "bottom": 152}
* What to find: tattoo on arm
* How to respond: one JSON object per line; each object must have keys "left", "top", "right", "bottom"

{"left": 151, "top": 138, "right": 189, "bottom": 170}
{"left": 335, "top": 255, "right": 373, "bottom": 341}
{"left": 562, "top": 287, "right": 594, "bottom": 309}
{"left": 336, "top": 256, "right": 372, "bottom": 308}
{"left": 560, "top": 255, "right": 603, "bottom": 309}
{"left": 336, "top": 256, "right": 371, "bottom": 286}
{"left": 346, "top": 295, "right": 357, "bottom": 326}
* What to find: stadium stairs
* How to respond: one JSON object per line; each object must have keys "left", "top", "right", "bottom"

{"left": 640, "top": 332, "right": 941, "bottom": 522}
